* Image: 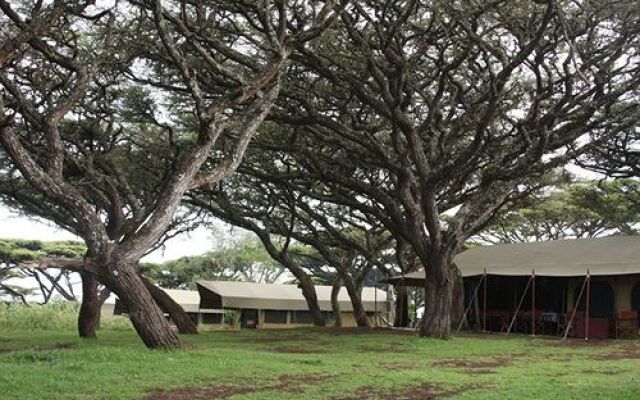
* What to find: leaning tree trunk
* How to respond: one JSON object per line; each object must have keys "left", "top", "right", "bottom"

{"left": 261, "top": 243, "right": 325, "bottom": 326}
{"left": 95, "top": 286, "right": 111, "bottom": 330}
{"left": 78, "top": 272, "right": 100, "bottom": 339}
{"left": 394, "top": 285, "right": 410, "bottom": 328}
{"left": 296, "top": 273, "right": 326, "bottom": 327}
{"left": 331, "top": 278, "right": 342, "bottom": 327}
{"left": 99, "top": 260, "right": 180, "bottom": 349}
{"left": 419, "top": 253, "right": 455, "bottom": 339}
{"left": 341, "top": 275, "right": 370, "bottom": 327}
{"left": 141, "top": 276, "right": 198, "bottom": 334}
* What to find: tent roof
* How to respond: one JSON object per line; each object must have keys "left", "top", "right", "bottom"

{"left": 393, "top": 236, "right": 640, "bottom": 281}
{"left": 111, "top": 288, "right": 223, "bottom": 314}
{"left": 197, "top": 280, "right": 389, "bottom": 312}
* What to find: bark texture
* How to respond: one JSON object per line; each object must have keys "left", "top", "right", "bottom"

{"left": 78, "top": 272, "right": 100, "bottom": 339}
{"left": 331, "top": 278, "right": 342, "bottom": 327}
{"left": 341, "top": 275, "right": 369, "bottom": 327}
{"left": 296, "top": 274, "right": 326, "bottom": 327}
{"left": 419, "top": 261, "right": 455, "bottom": 338}
{"left": 99, "top": 260, "right": 180, "bottom": 349}
{"left": 142, "top": 276, "right": 198, "bottom": 334}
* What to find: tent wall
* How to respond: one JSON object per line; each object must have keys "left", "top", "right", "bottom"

{"left": 197, "top": 285, "right": 223, "bottom": 309}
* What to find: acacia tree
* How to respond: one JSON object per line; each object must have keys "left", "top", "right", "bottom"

{"left": 474, "top": 179, "right": 640, "bottom": 244}
{"left": 0, "top": 1, "right": 340, "bottom": 348}
{"left": 139, "top": 237, "right": 287, "bottom": 289}
{"left": 188, "top": 152, "right": 396, "bottom": 327}
{"left": 262, "top": 0, "right": 640, "bottom": 338}
{"left": 578, "top": 104, "right": 640, "bottom": 178}
{"left": 0, "top": 239, "right": 87, "bottom": 303}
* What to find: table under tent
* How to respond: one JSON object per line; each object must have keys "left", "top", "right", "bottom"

{"left": 389, "top": 236, "right": 640, "bottom": 340}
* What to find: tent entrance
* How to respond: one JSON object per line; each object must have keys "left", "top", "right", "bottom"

{"left": 469, "top": 275, "right": 567, "bottom": 335}
{"left": 240, "top": 309, "right": 259, "bottom": 329}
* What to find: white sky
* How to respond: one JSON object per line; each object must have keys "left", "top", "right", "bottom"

{"left": 0, "top": 206, "right": 215, "bottom": 263}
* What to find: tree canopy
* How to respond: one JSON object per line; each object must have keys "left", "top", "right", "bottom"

{"left": 140, "top": 238, "right": 287, "bottom": 290}
{"left": 1, "top": 0, "right": 640, "bottom": 344}
{"left": 0, "top": 239, "right": 85, "bottom": 303}
{"left": 475, "top": 179, "right": 640, "bottom": 244}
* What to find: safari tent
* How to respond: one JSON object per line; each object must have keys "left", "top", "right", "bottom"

{"left": 106, "top": 288, "right": 224, "bottom": 326}
{"left": 390, "top": 236, "right": 640, "bottom": 339}
{"left": 197, "top": 280, "right": 390, "bottom": 328}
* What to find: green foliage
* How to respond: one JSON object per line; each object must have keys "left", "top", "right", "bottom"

{"left": 0, "top": 239, "right": 86, "bottom": 265}
{"left": 140, "top": 238, "right": 286, "bottom": 289}
{"left": 478, "top": 179, "right": 640, "bottom": 243}
{"left": 0, "top": 302, "right": 131, "bottom": 332}
{"left": 0, "top": 239, "right": 86, "bottom": 301}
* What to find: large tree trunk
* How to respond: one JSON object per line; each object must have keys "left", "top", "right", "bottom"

{"left": 331, "top": 278, "right": 342, "bottom": 327}
{"left": 296, "top": 273, "right": 326, "bottom": 327}
{"left": 419, "top": 253, "right": 454, "bottom": 339}
{"left": 341, "top": 274, "right": 370, "bottom": 327}
{"left": 258, "top": 239, "right": 326, "bottom": 327}
{"left": 99, "top": 260, "right": 180, "bottom": 349}
{"left": 95, "top": 286, "right": 111, "bottom": 330}
{"left": 141, "top": 276, "right": 198, "bottom": 335}
{"left": 394, "top": 285, "right": 410, "bottom": 327}
{"left": 78, "top": 272, "right": 100, "bottom": 339}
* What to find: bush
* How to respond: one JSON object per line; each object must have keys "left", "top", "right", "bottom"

{"left": 0, "top": 301, "right": 131, "bottom": 331}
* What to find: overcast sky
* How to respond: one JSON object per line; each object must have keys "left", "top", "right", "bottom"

{"left": 0, "top": 206, "right": 216, "bottom": 263}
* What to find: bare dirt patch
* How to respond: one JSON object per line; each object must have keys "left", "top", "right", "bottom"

{"left": 432, "top": 357, "right": 510, "bottom": 370}
{"left": 145, "top": 385, "right": 257, "bottom": 400}
{"left": 267, "top": 346, "right": 325, "bottom": 354}
{"left": 464, "top": 368, "right": 496, "bottom": 374}
{"left": 145, "top": 374, "right": 333, "bottom": 400}
{"left": 379, "top": 361, "right": 417, "bottom": 372}
{"left": 333, "top": 382, "right": 467, "bottom": 400}
{"left": 240, "top": 334, "right": 313, "bottom": 343}
{"left": 589, "top": 345, "right": 640, "bottom": 361}
{"left": 358, "top": 344, "right": 409, "bottom": 353}
{"left": 277, "top": 374, "right": 333, "bottom": 393}
{"left": 582, "top": 368, "right": 623, "bottom": 375}
{"left": 329, "top": 327, "right": 417, "bottom": 336}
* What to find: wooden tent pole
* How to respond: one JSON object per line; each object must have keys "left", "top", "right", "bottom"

{"left": 483, "top": 268, "right": 487, "bottom": 332}
{"left": 585, "top": 270, "right": 591, "bottom": 341}
{"left": 456, "top": 274, "right": 484, "bottom": 334}
{"left": 506, "top": 274, "right": 533, "bottom": 335}
{"left": 562, "top": 275, "right": 588, "bottom": 341}
{"left": 531, "top": 270, "right": 536, "bottom": 336}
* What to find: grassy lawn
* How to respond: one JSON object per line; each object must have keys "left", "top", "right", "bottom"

{"left": 0, "top": 327, "right": 639, "bottom": 399}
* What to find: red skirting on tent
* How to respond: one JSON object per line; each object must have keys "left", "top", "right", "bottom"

{"left": 574, "top": 317, "right": 610, "bottom": 339}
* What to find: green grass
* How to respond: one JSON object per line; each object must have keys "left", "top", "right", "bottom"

{"left": 0, "top": 320, "right": 639, "bottom": 399}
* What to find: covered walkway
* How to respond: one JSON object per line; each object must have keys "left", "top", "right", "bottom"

{"left": 389, "top": 236, "right": 640, "bottom": 339}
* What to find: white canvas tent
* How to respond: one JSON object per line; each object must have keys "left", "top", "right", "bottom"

{"left": 197, "top": 280, "right": 388, "bottom": 312}
{"left": 392, "top": 236, "right": 640, "bottom": 280}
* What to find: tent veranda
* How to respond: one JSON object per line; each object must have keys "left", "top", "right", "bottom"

{"left": 387, "top": 236, "right": 640, "bottom": 339}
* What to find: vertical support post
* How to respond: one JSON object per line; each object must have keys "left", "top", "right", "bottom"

{"left": 531, "top": 270, "right": 536, "bottom": 336}
{"left": 585, "top": 270, "right": 591, "bottom": 341}
{"left": 483, "top": 268, "right": 487, "bottom": 332}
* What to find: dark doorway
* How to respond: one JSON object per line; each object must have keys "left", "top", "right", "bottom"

{"left": 575, "top": 280, "right": 615, "bottom": 317}
{"left": 632, "top": 281, "right": 640, "bottom": 312}
{"left": 241, "top": 309, "right": 259, "bottom": 328}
